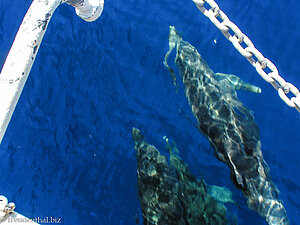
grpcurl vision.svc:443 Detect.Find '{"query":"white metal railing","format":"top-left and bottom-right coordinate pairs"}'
top-left (193, 0), bottom-right (300, 113)
top-left (0, 0), bottom-right (104, 144)
top-left (0, 0), bottom-right (103, 222)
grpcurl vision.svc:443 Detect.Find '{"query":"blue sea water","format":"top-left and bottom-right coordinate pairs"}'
top-left (0, 0), bottom-right (299, 224)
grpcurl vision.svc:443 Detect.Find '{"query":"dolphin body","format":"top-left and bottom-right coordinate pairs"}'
top-left (132, 127), bottom-right (234, 225)
top-left (164, 26), bottom-right (289, 225)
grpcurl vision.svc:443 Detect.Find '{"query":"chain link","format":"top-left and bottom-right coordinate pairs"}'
top-left (193, 0), bottom-right (300, 113)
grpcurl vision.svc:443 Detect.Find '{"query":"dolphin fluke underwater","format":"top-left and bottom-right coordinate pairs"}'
top-left (164, 26), bottom-right (289, 225)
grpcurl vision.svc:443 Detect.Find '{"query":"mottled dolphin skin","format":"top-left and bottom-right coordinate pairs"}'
top-left (132, 127), bottom-right (186, 225)
top-left (164, 26), bottom-right (289, 225)
top-left (132, 127), bottom-right (233, 225)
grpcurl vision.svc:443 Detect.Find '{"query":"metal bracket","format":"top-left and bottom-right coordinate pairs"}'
top-left (74, 0), bottom-right (104, 22)
top-left (0, 196), bottom-right (15, 220)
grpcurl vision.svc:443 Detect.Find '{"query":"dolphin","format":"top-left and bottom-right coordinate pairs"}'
top-left (132, 127), bottom-right (185, 225)
top-left (132, 127), bottom-right (233, 225)
top-left (164, 26), bottom-right (289, 225)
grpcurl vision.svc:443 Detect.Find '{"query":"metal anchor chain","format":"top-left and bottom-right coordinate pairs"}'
top-left (193, 0), bottom-right (300, 113)
top-left (0, 196), bottom-right (15, 220)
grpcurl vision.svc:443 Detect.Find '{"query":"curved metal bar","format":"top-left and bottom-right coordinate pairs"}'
top-left (0, 0), bottom-right (103, 144)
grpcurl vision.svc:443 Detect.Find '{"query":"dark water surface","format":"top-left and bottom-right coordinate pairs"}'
top-left (0, 0), bottom-right (299, 224)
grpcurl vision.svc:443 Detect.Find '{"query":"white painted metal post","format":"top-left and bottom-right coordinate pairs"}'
top-left (0, 0), bottom-right (104, 144)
